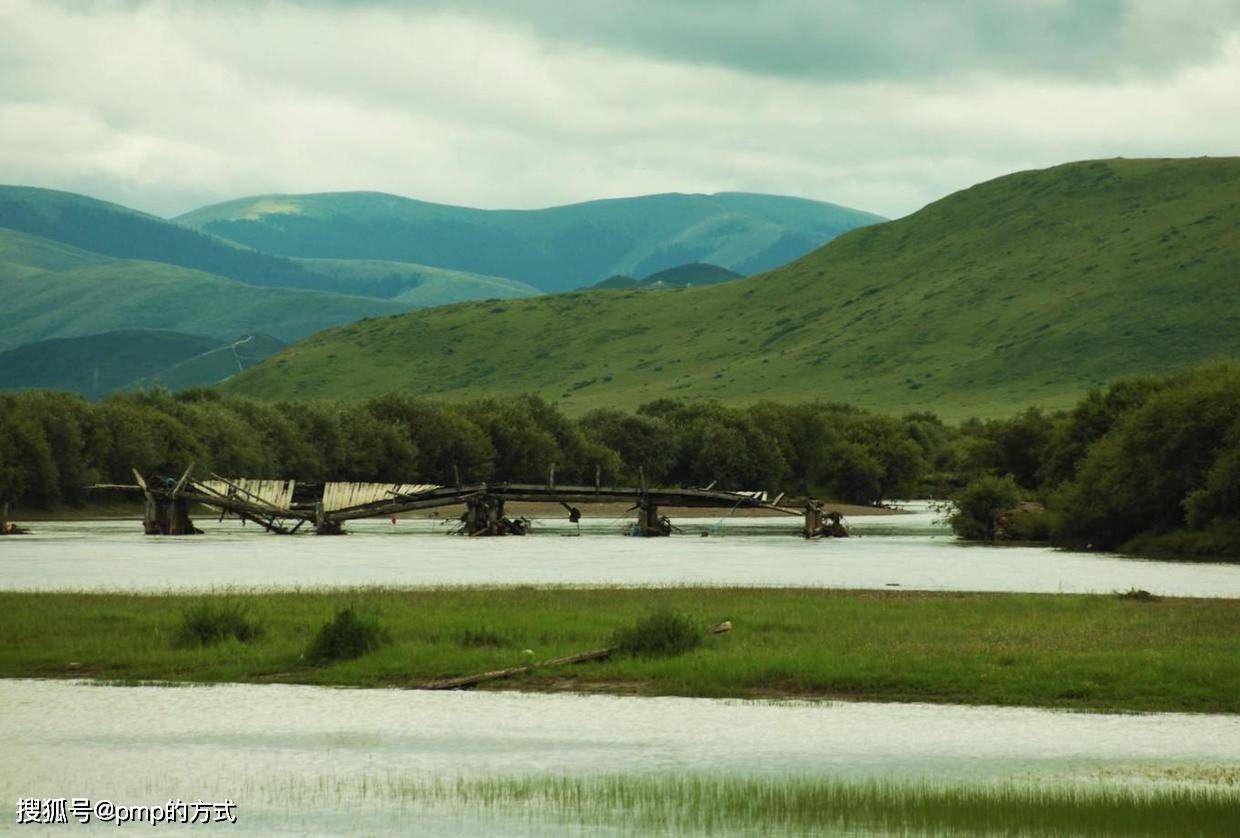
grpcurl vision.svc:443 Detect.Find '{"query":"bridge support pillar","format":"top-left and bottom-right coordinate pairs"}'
top-left (635, 502), bottom-right (672, 537)
top-left (462, 495), bottom-right (527, 536)
top-left (143, 495), bottom-right (200, 536)
top-left (314, 501), bottom-right (344, 535)
top-left (803, 501), bottom-right (848, 539)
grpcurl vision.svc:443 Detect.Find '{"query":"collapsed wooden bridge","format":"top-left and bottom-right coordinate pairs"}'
top-left (97, 465), bottom-right (848, 539)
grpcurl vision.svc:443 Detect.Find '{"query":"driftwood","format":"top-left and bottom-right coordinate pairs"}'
top-left (422, 620), bottom-right (733, 691)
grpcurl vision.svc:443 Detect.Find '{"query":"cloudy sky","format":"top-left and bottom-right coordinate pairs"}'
top-left (2, 0), bottom-right (1238, 219)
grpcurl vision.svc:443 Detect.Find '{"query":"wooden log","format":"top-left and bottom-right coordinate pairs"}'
top-left (422, 621), bottom-right (731, 690)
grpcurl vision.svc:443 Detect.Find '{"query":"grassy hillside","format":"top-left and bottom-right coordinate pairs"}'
top-left (0, 227), bottom-right (110, 272)
top-left (177, 191), bottom-right (883, 292)
top-left (0, 259), bottom-right (411, 350)
top-left (0, 186), bottom-right (329, 289)
top-left (589, 263), bottom-right (742, 290)
top-left (293, 258), bottom-right (541, 306)
top-left (0, 330), bottom-right (282, 397)
top-left (225, 158), bottom-right (1240, 418)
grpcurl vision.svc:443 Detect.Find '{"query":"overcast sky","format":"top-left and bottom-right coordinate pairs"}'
top-left (2, 0), bottom-right (1238, 218)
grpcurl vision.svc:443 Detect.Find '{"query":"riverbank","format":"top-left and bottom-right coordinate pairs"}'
top-left (2, 587), bottom-right (1236, 713)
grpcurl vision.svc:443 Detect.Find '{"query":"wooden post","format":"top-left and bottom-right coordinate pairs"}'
top-left (803, 500), bottom-right (823, 539)
top-left (548, 462), bottom-right (556, 489)
top-left (636, 501), bottom-right (671, 537)
top-left (595, 464), bottom-right (601, 492)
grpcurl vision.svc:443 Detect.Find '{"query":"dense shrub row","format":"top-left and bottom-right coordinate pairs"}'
top-left (947, 364), bottom-right (1240, 558)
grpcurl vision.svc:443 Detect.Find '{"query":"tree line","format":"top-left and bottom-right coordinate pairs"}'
top-left (2, 363), bottom-right (1237, 558)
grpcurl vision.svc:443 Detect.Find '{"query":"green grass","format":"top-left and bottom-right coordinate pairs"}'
top-left (2, 587), bottom-right (1237, 713)
top-left (318, 773), bottom-right (1240, 836)
top-left (226, 157), bottom-right (1240, 418)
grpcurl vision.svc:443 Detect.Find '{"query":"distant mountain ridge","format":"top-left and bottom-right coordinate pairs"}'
top-left (590, 262), bottom-right (742, 290)
top-left (223, 158), bottom-right (1240, 419)
top-left (176, 190), bottom-right (884, 292)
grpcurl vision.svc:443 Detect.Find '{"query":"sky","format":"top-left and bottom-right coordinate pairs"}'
top-left (1, 0), bottom-right (1238, 219)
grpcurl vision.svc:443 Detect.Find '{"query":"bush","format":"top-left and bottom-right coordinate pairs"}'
top-left (612, 610), bottom-right (702, 657)
top-left (174, 599), bottom-right (263, 647)
top-left (947, 475), bottom-right (1023, 541)
top-left (306, 606), bottom-right (391, 663)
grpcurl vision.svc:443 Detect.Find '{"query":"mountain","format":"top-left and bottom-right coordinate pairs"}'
top-left (0, 256), bottom-right (411, 350)
top-left (0, 186), bottom-right (539, 304)
top-left (223, 158), bottom-right (1240, 418)
top-left (176, 191), bottom-right (884, 292)
top-left (589, 262), bottom-right (742, 290)
top-left (0, 330), bottom-right (283, 397)
top-left (0, 185), bottom-right (325, 289)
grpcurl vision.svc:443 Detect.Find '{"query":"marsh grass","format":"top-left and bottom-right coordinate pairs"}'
top-left (248, 772), bottom-right (1240, 836)
top-left (612, 610), bottom-right (702, 657)
top-left (173, 599), bottom-right (263, 647)
top-left (1, 588), bottom-right (1237, 712)
top-left (305, 606), bottom-right (391, 663)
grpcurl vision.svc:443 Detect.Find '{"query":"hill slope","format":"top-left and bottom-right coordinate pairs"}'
top-left (0, 330), bottom-right (283, 397)
top-left (0, 186), bottom-right (328, 289)
top-left (0, 258), bottom-right (412, 350)
top-left (291, 258), bottom-right (541, 306)
top-left (177, 191), bottom-right (884, 292)
top-left (225, 158), bottom-right (1240, 418)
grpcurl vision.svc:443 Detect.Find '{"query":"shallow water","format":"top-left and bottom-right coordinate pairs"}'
top-left (1, 680), bottom-right (1236, 834)
top-left (1, 503), bottom-right (1237, 596)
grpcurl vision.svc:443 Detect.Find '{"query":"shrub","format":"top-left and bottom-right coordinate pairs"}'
top-left (612, 610), bottom-right (702, 657)
top-left (174, 599), bottom-right (263, 647)
top-left (306, 606), bottom-right (391, 663)
top-left (947, 475), bottom-right (1023, 541)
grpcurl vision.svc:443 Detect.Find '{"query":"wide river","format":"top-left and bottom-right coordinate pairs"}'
top-left (1, 503), bottom-right (1237, 595)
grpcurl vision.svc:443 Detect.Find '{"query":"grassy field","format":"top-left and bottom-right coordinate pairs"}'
top-left (3, 588), bottom-right (1237, 713)
top-left (226, 158), bottom-right (1240, 418)
top-left (301, 773), bottom-right (1240, 836)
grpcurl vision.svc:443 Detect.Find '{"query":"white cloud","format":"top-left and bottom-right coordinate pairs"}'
top-left (0, 0), bottom-right (1237, 218)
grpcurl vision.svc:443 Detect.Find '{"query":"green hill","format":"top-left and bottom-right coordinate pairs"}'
top-left (177, 191), bottom-right (884, 292)
top-left (291, 258), bottom-right (541, 305)
top-left (224, 158), bottom-right (1240, 418)
top-left (0, 330), bottom-right (283, 397)
top-left (0, 258), bottom-right (412, 350)
top-left (0, 186), bottom-right (327, 289)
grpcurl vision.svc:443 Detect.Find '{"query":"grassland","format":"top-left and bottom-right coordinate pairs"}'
top-left (3, 588), bottom-right (1237, 713)
top-left (226, 158), bottom-right (1240, 418)
top-left (301, 773), bottom-right (1240, 836)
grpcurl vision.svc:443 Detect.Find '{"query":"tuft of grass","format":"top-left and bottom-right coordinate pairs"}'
top-left (612, 610), bottom-right (702, 657)
top-left (174, 599), bottom-right (263, 647)
top-left (305, 606), bottom-right (391, 663)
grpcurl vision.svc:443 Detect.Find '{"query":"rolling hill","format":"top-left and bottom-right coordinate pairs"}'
top-left (0, 330), bottom-right (283, 397)
top-left (0, 186), bottom-right (325, 289)
top-left (224, 158), bottom-right (1240, 418)
top-left (291, 258), bottom-right (541, 306)
top-left (0, 258), bottom-right (412, 350)
top-left (177, 191), bottom-right (884, 292)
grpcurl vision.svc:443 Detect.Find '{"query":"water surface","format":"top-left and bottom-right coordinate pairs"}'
top-left (1, 504), bottom-right (1237, 596)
